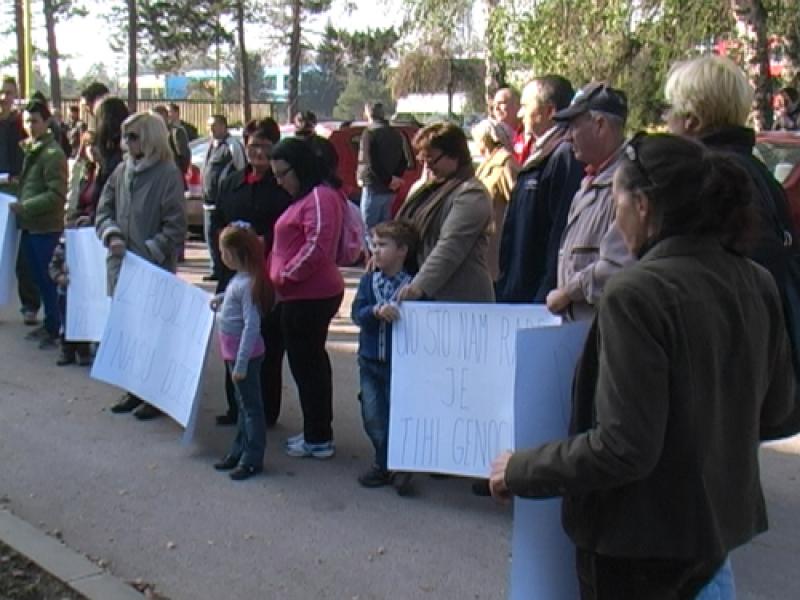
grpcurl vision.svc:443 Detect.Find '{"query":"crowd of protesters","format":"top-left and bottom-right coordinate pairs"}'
top-left (2, 52), bottom-right (800, 598)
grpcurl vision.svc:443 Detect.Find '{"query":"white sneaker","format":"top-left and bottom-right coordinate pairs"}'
top-left (285, 440), bottom-right (335, 459)
top-left (284, 432), bottom-right (304, 448)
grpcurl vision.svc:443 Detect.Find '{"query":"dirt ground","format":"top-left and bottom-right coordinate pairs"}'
top-left (0, 539), bottom-right (88, 600)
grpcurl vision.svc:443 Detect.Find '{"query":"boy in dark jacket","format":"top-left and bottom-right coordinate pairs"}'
top-left (351, 221), bottom-right (417, 491)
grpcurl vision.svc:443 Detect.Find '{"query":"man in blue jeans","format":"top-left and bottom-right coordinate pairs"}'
top-left (8, 99), bottom-right (67, 348)
top-left (356, 103), bottom-right (408, 246)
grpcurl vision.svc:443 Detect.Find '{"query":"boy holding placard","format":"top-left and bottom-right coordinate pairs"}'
top-left (351, 221), bottom-right (417, 492)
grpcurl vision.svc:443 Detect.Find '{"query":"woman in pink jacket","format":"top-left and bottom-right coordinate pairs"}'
top-left (270, 137), bottom-right (344, 459)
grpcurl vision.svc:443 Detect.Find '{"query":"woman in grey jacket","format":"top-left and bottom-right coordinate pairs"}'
top-left (96, 111), bottom-right (187, 419)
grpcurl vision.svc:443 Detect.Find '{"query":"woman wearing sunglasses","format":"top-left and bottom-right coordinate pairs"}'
top-left (95, 111), bottom-right (187, 419)
top-left (490, 133), bottom-right (795, 599)
top-left (395, 122), bottom-right (494, 304)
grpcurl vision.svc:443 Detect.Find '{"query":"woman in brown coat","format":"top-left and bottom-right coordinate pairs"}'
top-left (396, 122), bottom-right (494, 303)
top-left (472, 119), bottom-right (518, 280)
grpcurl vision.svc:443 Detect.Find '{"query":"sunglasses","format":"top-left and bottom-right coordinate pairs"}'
top-left (624, 132), bottom-right (655, 186)
top-left (273, 166), bottom-right (293, 180)
top-left (123, 132), bottom-right (139, 142)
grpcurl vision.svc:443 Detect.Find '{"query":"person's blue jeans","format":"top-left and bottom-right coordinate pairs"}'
top-left (203, 206), bottom-right (221, 277)
top-left (225, 356), bottom-right (266, 469)
top-left (696, 558), bottom-right (735, 600)
top-left (360, 187), bottom-right (394, 245)
top-left (358, 356), bottom-right (391, 470)
top-left (21, 231), bottom-right (61, 336)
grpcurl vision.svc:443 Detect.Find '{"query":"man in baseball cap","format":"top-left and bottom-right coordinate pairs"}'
top-left (545, 81), bottom-right (634, 321)
top-left (553, 81), bottom-right (628, 123)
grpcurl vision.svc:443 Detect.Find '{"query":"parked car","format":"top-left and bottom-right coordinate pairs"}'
top-left (755, 130), bottom-right (800, 232)
top-left (318, 120), bottom-right (422, 210)
top-left (184, 122), bottom-right (422, 237)
top-left (184, 130), bottom-right (243, 234)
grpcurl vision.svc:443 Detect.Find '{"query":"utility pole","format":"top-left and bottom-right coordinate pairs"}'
top-left (22, 0), bottom-right (33, 98)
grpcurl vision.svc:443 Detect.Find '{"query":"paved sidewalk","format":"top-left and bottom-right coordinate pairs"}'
top-left (0, 507), bottom-right (143, 599)
top-left (0, 243), bottom-right (797, 599)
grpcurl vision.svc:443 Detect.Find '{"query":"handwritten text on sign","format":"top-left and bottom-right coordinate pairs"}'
top-left (65, 228), bottom-right (111, 341)
top-left (0, 193), bottom-right (19, 306)
top-left (91, 253), bottom-right (213, 426)
top-left (388, 302), bottom-right (560, 478)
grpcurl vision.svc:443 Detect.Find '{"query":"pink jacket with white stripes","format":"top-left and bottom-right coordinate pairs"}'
top-left (268, 183), bottom-right (345, 301)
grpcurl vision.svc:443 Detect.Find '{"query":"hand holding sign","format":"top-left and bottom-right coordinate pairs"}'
top-left (489, 450), bottom-right (513, 504)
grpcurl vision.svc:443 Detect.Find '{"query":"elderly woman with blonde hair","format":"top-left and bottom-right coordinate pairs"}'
top-left (663, 53), bottom-right (800, 595)
top-left (95, 111), bottom-right (187, 419)
top-left (472, 118), bottom-right (519, 280)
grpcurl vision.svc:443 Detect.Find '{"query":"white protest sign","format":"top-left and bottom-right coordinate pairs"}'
top-left (388, 302), bottom-right (561, 478)
top-left (91, 252), bottom-right (214, 426)
top-left (510, 322), bottom-right (591, 600)
top-left (0, 193), bottom-right (20, 306)
top-left (65, 228), bottom-right (111, 341)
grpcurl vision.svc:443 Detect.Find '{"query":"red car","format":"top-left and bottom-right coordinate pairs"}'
top-left (314, 120), bottom-right (422, 212)
top-left (755, 131), bottom-right (800, 232)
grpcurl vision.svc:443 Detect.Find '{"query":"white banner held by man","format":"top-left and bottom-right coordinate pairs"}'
top-left (388, 302), bottom-right (561, 478)
top-left (91, 252), bottom-right (214, 426)
top-left (0, 192), bottom-right (20, 306)
top-left (65, 228), bottom-right (111, 341)
top-left (510, 322), bottom-right (591, 600)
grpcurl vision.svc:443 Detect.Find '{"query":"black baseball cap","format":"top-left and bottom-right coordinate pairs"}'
top-left (553, 82), bottom-right (628, 122)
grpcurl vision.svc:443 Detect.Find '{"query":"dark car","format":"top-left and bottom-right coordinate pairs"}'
top-left (755, 130), bottom-right (800, 232)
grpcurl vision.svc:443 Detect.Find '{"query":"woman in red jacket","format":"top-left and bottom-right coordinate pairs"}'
top-left (270, 137), bottom-right (344, 459)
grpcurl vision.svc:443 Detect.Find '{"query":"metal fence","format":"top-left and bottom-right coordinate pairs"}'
top-left (56, 98), bottom-right (279, 131)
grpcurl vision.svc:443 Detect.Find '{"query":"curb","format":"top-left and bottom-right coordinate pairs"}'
top-left (0, 508), bottom-right (143, 600)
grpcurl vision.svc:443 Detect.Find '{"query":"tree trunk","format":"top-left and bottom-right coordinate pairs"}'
top-left (236, 0), bottom-right (251, 122)
top-left (14, 0), bottom-right (26, 97)
top-left (287, 0), bottom-right (301, 121)
top-left (447, 58), bottom-right (454, 118)
top-left (731, 0), bottom-right (772, 130)
top-left (483, 0), bottom-right (505, 111)
top-left (127, 0), bottom-right (138, 112)
top-left (43, 0), bottom-right (62, 107)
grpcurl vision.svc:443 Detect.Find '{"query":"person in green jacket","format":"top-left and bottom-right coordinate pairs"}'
top-left (8, 99), bottom-right (67, 347)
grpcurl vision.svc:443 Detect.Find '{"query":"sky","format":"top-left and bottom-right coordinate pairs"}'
top-left (0, 0), bottom-right (408, 80)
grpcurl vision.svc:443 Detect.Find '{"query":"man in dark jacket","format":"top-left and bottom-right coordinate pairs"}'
top-left (293, 110), bottom-right (338, 181)
top-left (202, 114), bottom-right (245, 281)
top-left (9, 99), bottom-right (67, 347)
top-left (212, 118), bottom-right (291, 427)
top-left (357, 102), bottom-right (407, 236)
top-left (495, 75), bottom-right (584, 303)
top-left (168, 104), bottom-right (198, 141)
